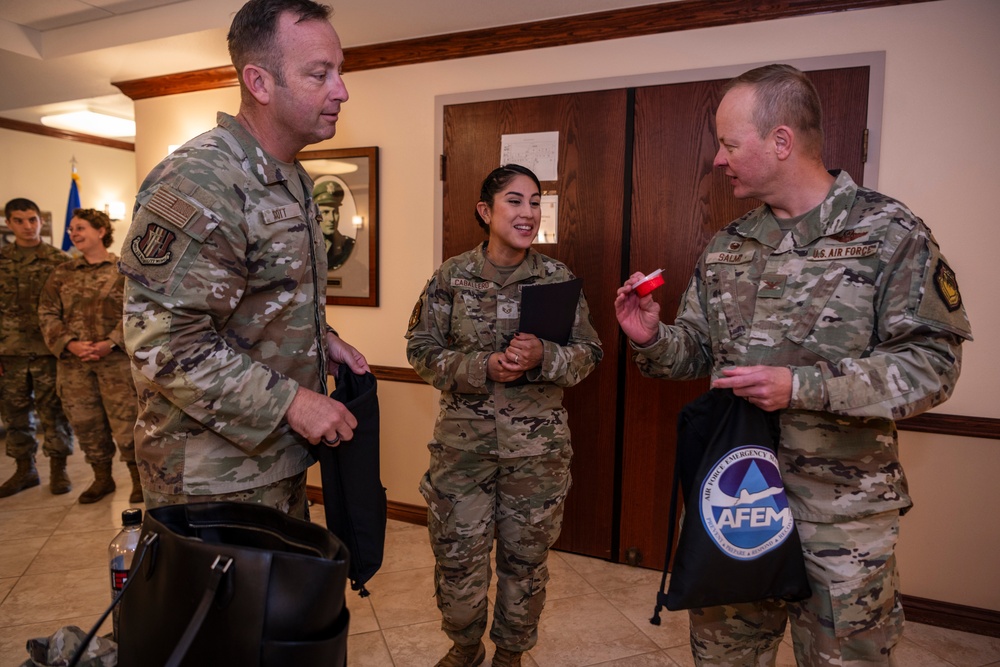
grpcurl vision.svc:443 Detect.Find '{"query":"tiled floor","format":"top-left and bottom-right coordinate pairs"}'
top-left (2, 453), bottom-right (999, 666)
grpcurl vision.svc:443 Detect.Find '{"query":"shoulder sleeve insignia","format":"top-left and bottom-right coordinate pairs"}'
top-left (146, 187), bottom-right (198, 229)
top-left (933, 259), bottom-right (962, 312)
top-left (407, 299), bottom-right (423, 332)
top-left (131, 223), bottom-right (177, 266)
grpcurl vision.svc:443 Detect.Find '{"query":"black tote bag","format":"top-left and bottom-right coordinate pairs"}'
top-left (117, 502), bottom-right (350, 667)
top-left (652, 389), bottom-right (811, 618)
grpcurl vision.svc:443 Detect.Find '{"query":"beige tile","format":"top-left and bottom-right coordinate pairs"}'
top-left (0, 614), bottom-right (110, 667)
top-left (367, 565), bottom-right (440, 629)
top-left (585, 651), bottom-right (682, 666)
top-left (0, 577), bottom-right (15, 601)
top-left (0, 566), bottom-right (108, 626)
top-left (893, 635), bottom-right (963, 666)
top-left (602, 584), bottom-right (689, 651)
top-left (0, 506), bottom-right (68, 541)
top-left (379, 522), bottom-right (436, 574)
top-left (53, 498), bottom-right (137, 534)
top-left (544, 550), bottom-right (597, 602)
top-left (904, 621), bottom-right (1000, 666)
top-left (557, 551), bottom-right (663, 593)
top-left (348, 629), bottom-right (395, 667)
top-left (347, 592), bottom-right (380, 635)
top-left (24, 529), bottom-right (119, 576)
top-left (530, 592), bottom-right (659, 667)
top-left (382, 618), bottom-right (455, 667)
top-left (0, 537), bottom-right (47, 578)
top-left (663, 645), bottom-right (695, 667)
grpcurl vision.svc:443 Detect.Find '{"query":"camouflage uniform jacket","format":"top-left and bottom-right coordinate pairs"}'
top-left (119, 112), bottom-right (328, 495)
top-left (405, 244), bottom-right (602, 457)
top-left (634, 171), bottom-right (972, 522)
top-left (37, 254), bottom-right (126, 356)
top-left (0, 243), bottom-right (70, 356)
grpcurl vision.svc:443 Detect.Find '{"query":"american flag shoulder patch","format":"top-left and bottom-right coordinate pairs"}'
top-left (146, 187), bottom-right (198, 229)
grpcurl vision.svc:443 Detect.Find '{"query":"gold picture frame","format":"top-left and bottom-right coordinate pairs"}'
top-left (298, 146), bottom-right (379, 307)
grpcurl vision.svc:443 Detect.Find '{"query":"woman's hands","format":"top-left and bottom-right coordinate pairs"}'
top-left (487, 332), bottom-right (543, 383)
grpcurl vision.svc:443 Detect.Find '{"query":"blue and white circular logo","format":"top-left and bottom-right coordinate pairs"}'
top-left (700, 446), bottom-right (794, 561)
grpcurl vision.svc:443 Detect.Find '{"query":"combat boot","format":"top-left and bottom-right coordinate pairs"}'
top-left (492, 647), bottom-right (523, 667)
top-left (79, 462), bottom-right (116, 504)
top-left (0, 457), bottom-right (40, 497)
top-left (434, 641), bottom-right (485, 667)
top-left (126, 462), bottom-right (143, 504)
top-left (49, 456), bottom-right (72, 495)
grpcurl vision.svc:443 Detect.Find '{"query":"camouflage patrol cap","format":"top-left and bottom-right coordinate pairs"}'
top-left (314, 180), bottom-right (345, 207)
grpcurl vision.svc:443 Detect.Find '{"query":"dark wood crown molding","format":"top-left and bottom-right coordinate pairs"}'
top-left (114, 0), bottom-right (940, 101)
top-left (0, 117), bottom-right (135, 151)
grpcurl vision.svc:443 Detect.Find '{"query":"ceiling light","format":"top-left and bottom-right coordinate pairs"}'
top-left (40, 110), bottom-right (136, 138)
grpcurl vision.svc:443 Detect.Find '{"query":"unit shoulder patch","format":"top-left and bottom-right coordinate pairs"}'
top-left (933, 259), bottom-right (962, 312)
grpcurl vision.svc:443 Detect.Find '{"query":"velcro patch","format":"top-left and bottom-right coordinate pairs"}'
top-left (407, 299), bottom-right (422, 332)
top-left (146, 188), bottom-right (198, 229)
top-left (262, 204), bottom-right (303, 225)
top-left (451, 278), bottom-right (491, 290)
top-left (807, 242), bottom-right (879, 261)
top-left (706, 250), bottom-right (754, 265)
top-left (933, 259), bottom-right (962, 312)
top-left (131, 223), bottom-right (177, 266)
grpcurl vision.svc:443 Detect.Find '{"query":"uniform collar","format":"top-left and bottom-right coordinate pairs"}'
top-left (467, 242), bottom-right (546, 285)
top-left (217, 112), bottom-right (307, 189)
top-left (735, 170), bottom-right (859, 250)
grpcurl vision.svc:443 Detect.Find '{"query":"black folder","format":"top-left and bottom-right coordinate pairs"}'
top-left (518, 277), bottom-right (582, 344)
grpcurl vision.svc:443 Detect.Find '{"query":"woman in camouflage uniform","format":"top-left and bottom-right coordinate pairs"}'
top-left (38, 209), bottom-right (141, 504)
top-left (406, 165), bottom-right (603, 667)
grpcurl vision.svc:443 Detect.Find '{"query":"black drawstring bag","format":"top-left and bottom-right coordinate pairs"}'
top-left (314, 364), bottom-right (387, 596)
top-left (651, 389), bottom-right (811, 622)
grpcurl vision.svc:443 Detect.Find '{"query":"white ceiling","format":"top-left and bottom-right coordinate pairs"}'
top-left (0, 0), bottom-right (664, 139)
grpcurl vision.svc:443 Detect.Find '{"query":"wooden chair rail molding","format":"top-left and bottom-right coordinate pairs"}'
top-left (114, 0), bottom-right (938, 100)
top-left (368, 365), bottom-right (999, 441)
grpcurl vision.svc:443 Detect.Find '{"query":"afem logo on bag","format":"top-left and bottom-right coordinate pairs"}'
top-left (700, 446), bottom-right (794, 561)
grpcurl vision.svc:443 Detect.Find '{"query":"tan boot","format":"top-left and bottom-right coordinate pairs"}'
top-left (0, 457), bottom-right (40, 498)
top-left (492, 647), bottom-right (523, 667)
top-left (79, 462), bottom-right (116, 504)
top-left (435, 641), bottom-right (485, 667)
top-left (127, 462), bottom-right (143, 504)
top-left (49, 456), bottom-right (72, 495)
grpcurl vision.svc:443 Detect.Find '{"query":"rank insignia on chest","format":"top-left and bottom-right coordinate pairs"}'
top-left (497, 300), bottom-right (518, 319)
top-left (933, 259), bottom-right (962, 312)
top-left (757, 273), bottom-right (786, 298)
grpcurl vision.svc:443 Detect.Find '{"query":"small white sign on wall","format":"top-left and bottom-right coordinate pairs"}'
top-left (500, 131), bottom-right (558, 181)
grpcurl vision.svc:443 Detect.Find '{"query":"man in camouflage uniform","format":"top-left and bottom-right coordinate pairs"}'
top-left (118, 0), bottom-right (368, 518)
top-left (406, 164), bottom-right (603, 667)
top-left (0, 198), bottom-right (74, 498)
top-left (615, 64), bottom-right (972, 666)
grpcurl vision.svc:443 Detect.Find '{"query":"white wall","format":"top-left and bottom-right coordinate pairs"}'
top-left (0, 128), bottom-right (137, 255)
top-left (133, 0), bottom-right (1000, 610)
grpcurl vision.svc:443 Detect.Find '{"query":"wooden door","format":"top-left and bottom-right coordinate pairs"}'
top-left (442, 90), bottom-right (629, 559)
top-left (619, 67), bottom-right (870, 570)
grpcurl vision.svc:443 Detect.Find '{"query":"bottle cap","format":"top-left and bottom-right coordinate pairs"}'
top-left (633, 268), bottom-right (665, 296)
top-left (121, 508), bottom-right (143, 526)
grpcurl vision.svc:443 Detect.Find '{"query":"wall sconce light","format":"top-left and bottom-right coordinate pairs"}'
top-left (352, 215), bottom-right (364, 228)
top-left (104, 201), bottom-right (127, 220)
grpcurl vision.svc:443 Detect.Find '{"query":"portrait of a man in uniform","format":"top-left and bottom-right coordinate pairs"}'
top-left (314, 177), bottom-right (356, 271)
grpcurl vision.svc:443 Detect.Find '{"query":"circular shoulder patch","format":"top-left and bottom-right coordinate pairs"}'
top-left (700, 446), bottom-right (794, 561)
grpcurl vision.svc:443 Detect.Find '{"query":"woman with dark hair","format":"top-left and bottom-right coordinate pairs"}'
top-left (406, 164), bottom-right (602, 667)
top-left (38, 208), bottom-right (141, 504)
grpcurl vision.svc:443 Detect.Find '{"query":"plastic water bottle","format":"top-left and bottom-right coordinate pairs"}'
top-left (109, 507), bottom-right (142, 642)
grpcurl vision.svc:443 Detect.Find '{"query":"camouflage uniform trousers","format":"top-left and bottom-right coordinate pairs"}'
top-left (56, 354), bottom-right (137, 466)
top-left (420, 441), bottom-right (572, 652)
top-left (689, 511), bottom-right (903, 667)
top-left (143, 470), bottom-right (309, 521)
top-left (0, 355), bottom-right (73, 460)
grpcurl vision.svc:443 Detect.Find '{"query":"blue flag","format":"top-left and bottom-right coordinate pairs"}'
top-left (62, 172), bottom-right (80, 251)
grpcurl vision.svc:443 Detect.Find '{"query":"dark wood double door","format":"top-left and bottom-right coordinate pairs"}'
top-left (442, 67), bottom-right (868, 568)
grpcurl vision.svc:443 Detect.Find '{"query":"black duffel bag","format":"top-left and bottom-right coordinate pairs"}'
top-left (116, 501), bottom-right (350, 667)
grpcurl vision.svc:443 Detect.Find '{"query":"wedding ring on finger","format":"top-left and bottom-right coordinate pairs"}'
top-left (515, 354), bottom-right (520, 364)
top-left (321, 435), bottom-right (340, 446)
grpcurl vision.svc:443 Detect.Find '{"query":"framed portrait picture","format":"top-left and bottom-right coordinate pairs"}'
top-left (298, 146), bottom-right (379, 307)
